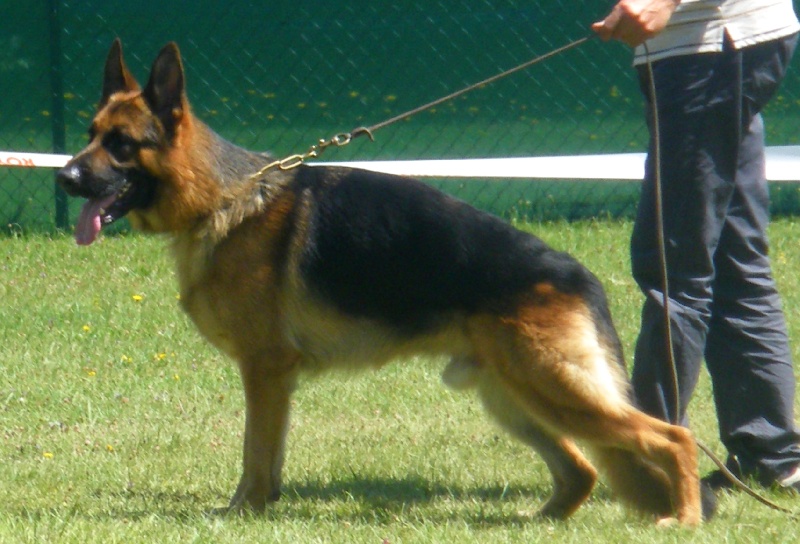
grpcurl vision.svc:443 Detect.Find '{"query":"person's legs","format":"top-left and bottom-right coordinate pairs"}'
top-left (704, 36), bottom-right (800, 484)
top-left (632, 34), bottom-right (800, 487)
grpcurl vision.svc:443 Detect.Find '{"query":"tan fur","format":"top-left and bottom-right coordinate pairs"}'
top-left (59, 40), bottom-right (704, 526)
top-left (462, 303), bottom-right (701, 524)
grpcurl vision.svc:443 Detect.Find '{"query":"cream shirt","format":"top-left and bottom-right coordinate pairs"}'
top-left (633, 0), bottom-right (800, 64)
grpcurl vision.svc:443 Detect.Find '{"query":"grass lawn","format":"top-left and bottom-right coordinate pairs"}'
top-left (1, 219), bottom-right (799, 543)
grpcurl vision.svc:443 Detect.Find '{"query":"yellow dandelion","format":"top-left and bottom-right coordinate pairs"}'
top-left (106, 444), bottom-right (114, 452)
top-left (131, 294), bottom-right (143, 302)
top-left (43, 452), bottom-right (54, 459)
top-left (173, 374), bottom-right (180, 381)
top-left (87, 370), bottom-right (96, 377)
top-left (82, 324), bottom-right (91, 332)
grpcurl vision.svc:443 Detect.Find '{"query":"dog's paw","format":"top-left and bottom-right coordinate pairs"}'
top-left (655, 515), bottom-right (701, 529)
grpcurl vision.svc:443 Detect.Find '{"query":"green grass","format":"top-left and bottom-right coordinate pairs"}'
top-left (1, 220), bottom-right (799, 543)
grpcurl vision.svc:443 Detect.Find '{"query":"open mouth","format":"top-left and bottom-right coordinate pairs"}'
top-left (75, 182), bottom-right (136, 245)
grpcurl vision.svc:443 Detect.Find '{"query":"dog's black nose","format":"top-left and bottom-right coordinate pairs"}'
top-left (56, 163), bottom-right (83, 196)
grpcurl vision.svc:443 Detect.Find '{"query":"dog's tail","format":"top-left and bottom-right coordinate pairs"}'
top-left (591, 446), bottom-right (717, 521)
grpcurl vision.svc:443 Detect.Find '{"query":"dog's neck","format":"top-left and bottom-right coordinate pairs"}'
top-left (181, 118), bottom-right (290, 244)
top-left (185, 120), bottom-right (273, 188)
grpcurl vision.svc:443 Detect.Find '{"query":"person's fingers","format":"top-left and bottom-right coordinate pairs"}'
top-left (592, 10), bottom-right (648, 47)
top-left (591, 6), bottom-right (624, 42)
top-left (591, 20), bottom-right (613, 41)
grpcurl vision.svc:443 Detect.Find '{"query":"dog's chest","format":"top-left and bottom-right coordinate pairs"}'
top-left (171, 235), bottom-right (240, 358)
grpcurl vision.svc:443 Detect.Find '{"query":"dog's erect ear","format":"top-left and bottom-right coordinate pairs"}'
top-left (143, 42), bottom-right (186, 138)
top-left (101, 39), bottom-right (140, 109)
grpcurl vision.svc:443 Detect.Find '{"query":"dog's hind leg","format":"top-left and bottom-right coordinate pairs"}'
top-left (475, 370), bottom-right (598, 519)
top-left (227, 353), bottom-right (299, 513)
top-left (468, 312), bottom-right (702, 525)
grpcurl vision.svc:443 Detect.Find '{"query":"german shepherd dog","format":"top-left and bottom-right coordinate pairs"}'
top-left (57, 40), bottom-right (710, 525)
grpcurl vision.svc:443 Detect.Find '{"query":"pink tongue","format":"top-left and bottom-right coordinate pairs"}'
top-left (76, 195), bottom-right (117, 246)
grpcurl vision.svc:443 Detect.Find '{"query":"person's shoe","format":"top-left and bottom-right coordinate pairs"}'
top-left (701, 457), bottom-right (743, 491)
top-left (777, 465), bottom-right (800, 493)
top-left (702, 457), bottom-right (800, 494)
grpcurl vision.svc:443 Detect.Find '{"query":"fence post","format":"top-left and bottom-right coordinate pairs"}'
top-left (47, 0), bottom-right (69, 231)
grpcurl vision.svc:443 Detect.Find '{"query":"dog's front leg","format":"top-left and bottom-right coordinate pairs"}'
top-left (227, 354), bottom-right (298, 513)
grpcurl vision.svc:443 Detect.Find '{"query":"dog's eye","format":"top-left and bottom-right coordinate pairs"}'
top-left (103, 130), bottom-right (138, 162)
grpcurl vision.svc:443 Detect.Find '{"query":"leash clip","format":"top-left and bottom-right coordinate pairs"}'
top-left (317, 132), bottom-right (352, 151)
top-left (251, 128), bottom-right (369, 178)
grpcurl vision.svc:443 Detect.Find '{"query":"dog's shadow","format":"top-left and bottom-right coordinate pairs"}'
top-left (288, 473), bottom-right (538, 503)
top-left (243, 475), bottom-right (550, 525)
top-left (13, 474), bottom-right (619, 527)
top-left (18, 474), bottom-right (604, 526)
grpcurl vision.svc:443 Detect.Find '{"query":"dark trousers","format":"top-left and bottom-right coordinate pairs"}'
top-left (631, 33), bottom-right (800, 481)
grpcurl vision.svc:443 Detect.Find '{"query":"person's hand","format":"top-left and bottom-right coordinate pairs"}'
top-left (592, 0), bottom-right (680, 47)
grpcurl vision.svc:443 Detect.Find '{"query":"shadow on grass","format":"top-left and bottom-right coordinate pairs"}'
top-left (272, 474), bottom-right (559, 525)
top-left (284, 473), bottom-right (542, 503)
top-left (12, 474), bottom-right (606, 527)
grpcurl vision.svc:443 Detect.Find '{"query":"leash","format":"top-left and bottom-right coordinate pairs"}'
top-left (248, 35), bottom-right (592, 179)
top-left (642, 43), bottom-right (798, 518)
top-left (641, 45), bottom-right (680, 427)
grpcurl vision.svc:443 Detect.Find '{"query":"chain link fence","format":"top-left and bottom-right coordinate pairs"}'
top-left (3, 1), bottom-right (800, 232)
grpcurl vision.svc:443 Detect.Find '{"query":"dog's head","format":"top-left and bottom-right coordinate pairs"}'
top-left (57, 39), bottom-right (189, 244)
